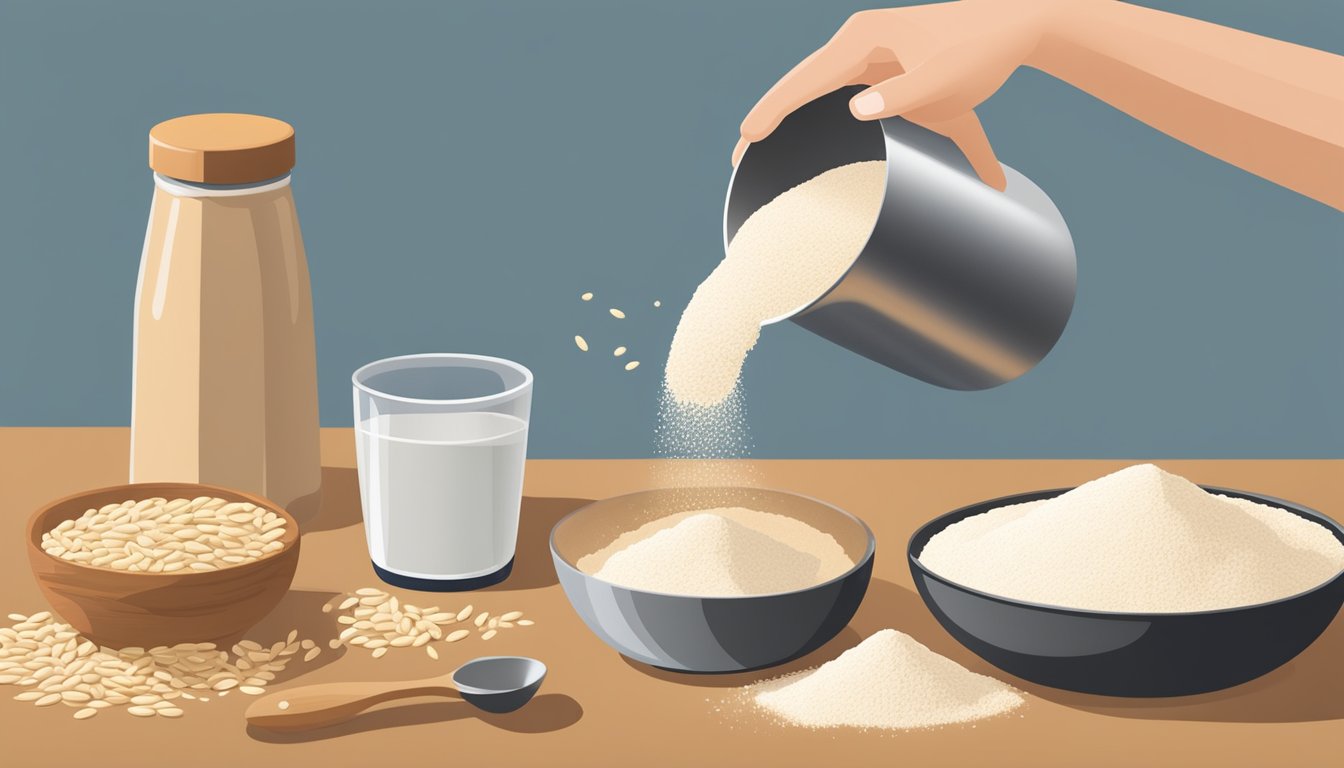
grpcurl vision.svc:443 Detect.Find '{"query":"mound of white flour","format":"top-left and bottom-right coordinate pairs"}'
top-left (582, 507), bottom-right (853, 597)
top-left (919, 464), bottom-right (1344, 612)
top-left (752, 629), bottom-right (1023, 730)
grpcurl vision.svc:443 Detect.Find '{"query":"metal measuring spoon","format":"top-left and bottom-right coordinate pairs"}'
top-left (245, 656), bottom-right (547, 732)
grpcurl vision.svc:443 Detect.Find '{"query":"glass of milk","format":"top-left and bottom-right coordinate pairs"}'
top-left (353, 354), bottom-right (533, 590)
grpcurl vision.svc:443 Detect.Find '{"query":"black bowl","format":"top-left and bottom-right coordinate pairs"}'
top-left (907, 486), bottom-right (1344, 697)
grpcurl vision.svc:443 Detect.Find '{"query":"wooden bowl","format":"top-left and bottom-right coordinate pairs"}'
top-left (26, 482), bottom-right (301, 648)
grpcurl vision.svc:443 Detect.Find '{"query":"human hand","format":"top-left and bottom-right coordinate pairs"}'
top-left (734, 0), bottom-right (1067, 191)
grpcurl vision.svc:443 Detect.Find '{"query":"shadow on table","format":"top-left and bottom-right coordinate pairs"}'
top-left (624, 576), bottom-right (1344, 723)
top-left (294, 481), bottom-right (588, 594)
top-left (300, 467), bottom-right (364, 534)
top-left (869, 577), bottom-right (1344, 724)
top-left (481, 496), bottom-right (593, 592)
top-left (1021, 623), bottom-right (1344, 723)
top-left (219, 589), bottom-right (346, 683)
top-left (616, 576), bottom-right (931, 689)
top-left (619, 627), bottom-right (863, 689)
top-left (245, 693), bottom-right (583, 742)
top-left (297, 473), bottom-right (587, 593)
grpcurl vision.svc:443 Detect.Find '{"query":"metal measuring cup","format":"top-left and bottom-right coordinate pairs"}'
top-left (726, 87), bottom-right (1077, 390)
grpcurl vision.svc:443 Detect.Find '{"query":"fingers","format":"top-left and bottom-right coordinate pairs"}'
top-left (731, 137), bottom-right (748, 168)
top-left (740, 31), bottom-right (866, 143)
top-left (847, 63), bottom-right (950, 122)
top-left (912, 111), bottom-right (1007, 191)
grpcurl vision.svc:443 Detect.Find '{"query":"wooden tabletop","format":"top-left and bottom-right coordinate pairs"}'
top-left (2, 428), bottom-right (1340, 767)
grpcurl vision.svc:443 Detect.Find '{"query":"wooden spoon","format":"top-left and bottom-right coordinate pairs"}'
top-left (245, 656), bottom-right (546, 732)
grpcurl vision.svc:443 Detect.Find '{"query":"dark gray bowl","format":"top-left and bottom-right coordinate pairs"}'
top-left (551, 487), bottom-right (875, 673)
top-left (909, 485), bottom-right (1344, 697)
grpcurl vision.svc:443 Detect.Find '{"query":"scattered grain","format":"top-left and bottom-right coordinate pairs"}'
top-left (324, 589), bottom-right (533, 656)
top-left (0, 611), bottom-right (318, 720)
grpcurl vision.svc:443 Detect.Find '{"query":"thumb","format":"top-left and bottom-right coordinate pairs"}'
top-left (848, 65), bottom-right (950, 121)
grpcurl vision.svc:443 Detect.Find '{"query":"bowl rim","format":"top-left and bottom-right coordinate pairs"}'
top-left (550, 485), bottom-right (876, 600)
top-left (28, 481), bottom-right (301, 579)
top-left (907, 484), bottom-right (1344, 619)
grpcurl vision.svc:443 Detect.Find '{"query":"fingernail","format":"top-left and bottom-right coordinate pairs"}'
top-left (852, 91), bottom-right (885, 117)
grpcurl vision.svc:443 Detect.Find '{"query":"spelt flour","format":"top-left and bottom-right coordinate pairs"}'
top-left (919, 464), bottom-right (1344, 612)
top-left (751, 629), bottom-right (1023, 730)
top-left (581, 507), bottom-right (853, 597)
top-left (664, 161), bottom-right (885, 408)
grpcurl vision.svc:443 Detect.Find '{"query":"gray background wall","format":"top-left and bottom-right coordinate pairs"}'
top-left (1, 0), bottom-right (1340, 458)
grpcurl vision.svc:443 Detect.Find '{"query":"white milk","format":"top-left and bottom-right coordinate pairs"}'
top-left (356, 411), bottom-right (528, 579)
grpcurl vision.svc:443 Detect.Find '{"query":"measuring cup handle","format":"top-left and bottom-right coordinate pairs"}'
top-left (245, 679), bottom-right (460, 732)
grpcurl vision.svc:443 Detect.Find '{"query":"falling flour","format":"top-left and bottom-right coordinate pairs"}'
top-left (751, 629), bottom-right (1023, 730)
top-left (664, 161), bottom-right (886, 409)
top-left (580, 508), bottom-right (853, 597)
top-left (919, 464), bottom-right (1344, 612)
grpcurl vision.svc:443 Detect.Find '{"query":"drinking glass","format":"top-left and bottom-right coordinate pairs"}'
top-left (353, 354), bottom-right (533, 590)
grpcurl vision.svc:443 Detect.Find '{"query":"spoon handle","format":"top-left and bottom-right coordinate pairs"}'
top-left (246, 679), bottom-right (460, 732)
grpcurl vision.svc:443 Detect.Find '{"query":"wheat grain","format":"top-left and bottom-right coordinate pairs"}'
top-left (40, 497), bottom-right (286, 573)
top-left (323, 590), bottom-right (534, 656)
top-left (0, 611), bottom-right (318, 720)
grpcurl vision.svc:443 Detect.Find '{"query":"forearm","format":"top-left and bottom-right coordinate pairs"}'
top-left (1027, 0), bottom-right (1344, 209)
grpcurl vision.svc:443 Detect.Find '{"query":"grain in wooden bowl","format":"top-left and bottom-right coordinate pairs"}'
top-left (26, 482), bottom-right (300, 648)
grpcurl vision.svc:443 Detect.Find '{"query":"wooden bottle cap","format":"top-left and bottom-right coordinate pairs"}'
top-left (149, 113), bottom-right (295, 184)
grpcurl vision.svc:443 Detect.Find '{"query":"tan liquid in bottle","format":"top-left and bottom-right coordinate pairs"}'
top-left (131, 114), bottom-right (321, 520)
